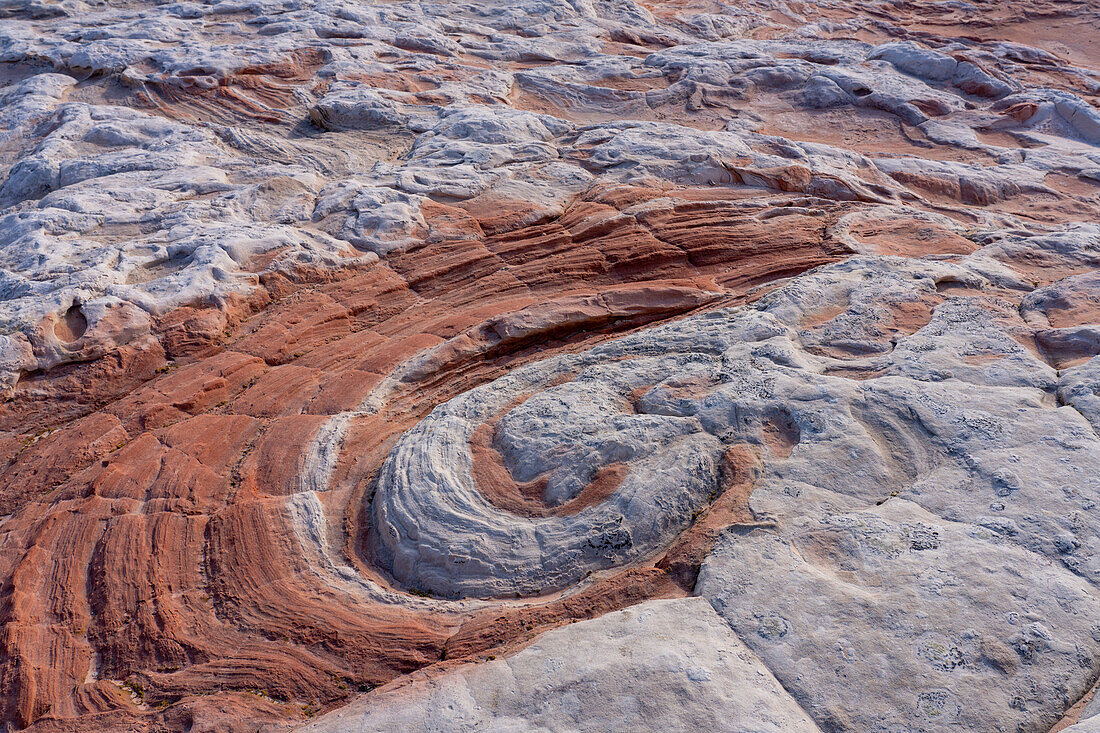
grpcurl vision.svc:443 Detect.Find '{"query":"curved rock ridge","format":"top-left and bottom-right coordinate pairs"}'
top-left (323, 220), bottom-right (1100, 729)
top-left (372, 347), bottom-right (725, 597)
top-left (371, 235), bottom-right (1100, 597)
top-left (0, 0), bottom-right (1098, 731)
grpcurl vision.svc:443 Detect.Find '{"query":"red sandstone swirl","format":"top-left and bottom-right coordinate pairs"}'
top-left (1, 0), bottom-right (1099, 729)
top-left (5, 184), bottom-right (1092, 730)
top-left (0, 187), bottom-right (844, 730)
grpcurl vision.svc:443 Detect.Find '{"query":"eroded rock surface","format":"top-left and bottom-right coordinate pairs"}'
top-left (300, 597), bottom-right (821, 732)
top-left (0, 0), bottom-right (1098, 730)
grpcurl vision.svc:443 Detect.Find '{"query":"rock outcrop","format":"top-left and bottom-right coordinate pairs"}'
top-left (0, 0), bottom-right (1098, 731)
top-left (301, 597), bottom-right (822, 732)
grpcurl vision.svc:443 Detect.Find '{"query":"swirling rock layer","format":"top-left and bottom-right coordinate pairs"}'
top-left (0, 0), bottom-right (1098, 731)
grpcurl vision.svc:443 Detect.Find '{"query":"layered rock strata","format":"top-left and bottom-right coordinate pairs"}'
top-left (0, 0), bottom-right (1098, 731)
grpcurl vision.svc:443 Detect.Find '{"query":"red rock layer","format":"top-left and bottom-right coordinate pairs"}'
top-left (0, 184), bottom-right (853, 731)
top-left (1, 0), bottom-right (1097, 728)
top-left (3, 141), bottom-right (1093, 730)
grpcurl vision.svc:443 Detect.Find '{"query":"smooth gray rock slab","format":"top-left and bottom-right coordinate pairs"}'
top-left (697, 496), bottom-right (1100, 733)
top-left (298, 597), bottom-right (822, 733)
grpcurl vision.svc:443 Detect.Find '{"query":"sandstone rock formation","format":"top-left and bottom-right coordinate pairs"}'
top-left (0, 0), bottom-right (1098, 731)
top-left (300, 597), bottom-right (821, 732)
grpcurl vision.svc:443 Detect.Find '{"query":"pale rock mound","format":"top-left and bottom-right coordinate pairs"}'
top-left (299, 597), bottom-right (821, 733)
